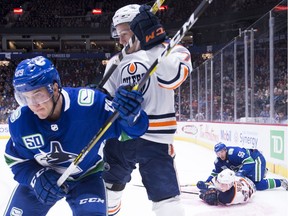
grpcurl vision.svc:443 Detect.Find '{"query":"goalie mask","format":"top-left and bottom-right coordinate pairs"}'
top-left (215, 169), bottom-right (235, 192)
top-left (13, 56), bottom-right (61, 106)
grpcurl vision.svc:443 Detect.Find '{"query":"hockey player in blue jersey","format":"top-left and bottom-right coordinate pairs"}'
top-left (197, 142), bottom-right (288, 191)
top-left (3, 56), bottom-right (149, 216)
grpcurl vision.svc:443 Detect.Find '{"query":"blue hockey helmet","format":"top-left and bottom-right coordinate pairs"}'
top-left (13, 56), bottom-right (61, 106)
top-left (13, 56), bottom-right (61, 93)
top-left (214, 142), bottom-right (227, 153)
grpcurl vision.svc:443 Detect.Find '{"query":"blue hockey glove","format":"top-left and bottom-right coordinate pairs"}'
top-left (113, 84), bottom-right (144, 126)
top-left (130, 4), bottom-right (166, 50)
top-left (205, 175), bottom-right (213, 183)
top-left (199, 188), bottom-right (219, 206)
top-left (30, 168), bottom-right (66, 205)
top-left (197, 181), bottom-right (208, 190)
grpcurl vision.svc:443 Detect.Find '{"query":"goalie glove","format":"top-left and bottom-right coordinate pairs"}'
top-left (199, 188), bottom-right (219, 206)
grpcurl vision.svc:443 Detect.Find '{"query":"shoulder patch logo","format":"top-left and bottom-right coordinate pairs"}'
top-left (228, 148), bottom-right (234, 155)
top-left (10, 106), bottom-right (22, 123)
top-left (78, 89), bottom-right (94, 106)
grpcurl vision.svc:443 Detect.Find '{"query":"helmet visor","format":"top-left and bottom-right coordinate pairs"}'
top-left (111, 23), bottom-right (119, 39)
top-left (15, 87), bottom-right (53, 106)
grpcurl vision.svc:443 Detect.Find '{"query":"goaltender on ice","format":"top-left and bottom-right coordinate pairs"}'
top-left (3, 56), bottom-right (149, 216)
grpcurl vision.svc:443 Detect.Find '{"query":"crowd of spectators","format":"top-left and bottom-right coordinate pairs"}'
top-left (1, 52), bottom-right (286, 124)
top-left (0, 0), bottom-right (286, 124)
top-left (1, 0), bottom-right (279, 30)
top-left (175, 38), bottom-right (288, 124)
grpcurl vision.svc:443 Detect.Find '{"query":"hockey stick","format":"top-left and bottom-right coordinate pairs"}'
top-left (181, 183), bottom-right (197, 187)
top-left (181, 182), bottom-right (211, 187)
top-left (97, 0), bottom-right (166, 88)
top-left (133, 183), bottom-right (198, 187)
top-left (133, 184), bottom-right (199, 195)
top-left (132, 0), bottom-right (213, 91)
top-left (57, 0), bottom-right (213, 188)
top-left (182, 191), bottom-right (199, 195)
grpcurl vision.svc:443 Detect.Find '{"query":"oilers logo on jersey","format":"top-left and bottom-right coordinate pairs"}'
top-left (121, 62), bottom-right (150, 94)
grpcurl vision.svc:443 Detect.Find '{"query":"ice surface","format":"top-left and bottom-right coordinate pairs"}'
top-left (1, 139), bottom-right (287, 215)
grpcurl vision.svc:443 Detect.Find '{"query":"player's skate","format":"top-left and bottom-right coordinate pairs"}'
top-left (280, 179), bottom-right (288, 191)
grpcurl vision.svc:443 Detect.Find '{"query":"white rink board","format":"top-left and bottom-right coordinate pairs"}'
top-left (1, 122), bottom-right (287, 175)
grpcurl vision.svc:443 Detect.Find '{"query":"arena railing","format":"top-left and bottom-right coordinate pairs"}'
top-left (176, 0), bottom-right (287, 125)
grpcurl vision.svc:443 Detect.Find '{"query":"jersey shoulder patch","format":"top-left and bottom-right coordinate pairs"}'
top-left (77, 89), bottom-right (95, 106)
top-left (9, 106), bottom-right (22, 123)
top-left (228, 148), bottom-right (234, 155)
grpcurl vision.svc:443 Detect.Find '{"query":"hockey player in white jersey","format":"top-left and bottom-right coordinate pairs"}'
top-left (198, 169), bottom-right (256, 205)
top-left (102, 4), bottom-right (192, 216)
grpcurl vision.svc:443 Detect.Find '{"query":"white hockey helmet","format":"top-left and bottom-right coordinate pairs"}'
top-left (215, 169), bottom-right (235, 192)
top-left (113, 4), bottom-right (141, 27)
top-left (111, 4), bottom-right (141, 38)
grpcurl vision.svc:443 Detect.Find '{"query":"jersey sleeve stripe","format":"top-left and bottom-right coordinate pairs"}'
top-left (149, 120), bottom-right (177, 127)
top-left (157, 64), bottom-right (189, 90)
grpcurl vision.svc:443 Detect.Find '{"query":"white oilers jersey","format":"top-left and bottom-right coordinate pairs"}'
top-left (104, 43), bottom-right (192, 143)
top-left (230, 176), bottom-right (256, 205)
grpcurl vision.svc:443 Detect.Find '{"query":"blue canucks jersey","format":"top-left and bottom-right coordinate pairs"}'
top-left (207, 146), bottom-right (256, 182)
top-left (4, 87), bottom-right (148, 186)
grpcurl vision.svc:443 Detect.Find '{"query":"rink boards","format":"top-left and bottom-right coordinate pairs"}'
top-left (1, 122), bottom-right (287, 177)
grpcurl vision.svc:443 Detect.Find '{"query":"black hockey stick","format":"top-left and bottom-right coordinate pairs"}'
top-left (97, 0), bottom-right (166, 88)
top-left (132, 0), bottom-right (213, 91)
top-left (133, 184), bottom-right (199, 195)
top-left (57, 0), bottom-right (213, 188)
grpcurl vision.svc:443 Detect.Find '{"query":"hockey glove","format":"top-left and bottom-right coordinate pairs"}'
top-left (199, 188), bottom-right (219, 206)
top-left (197, 181), bottom-right (208, 190)
top-left (30, 168), bottom-right (66, 205)
top-left (113, 84), bottom-right (144, 126)
top-left (130, 4), bottom-right (166, 50)
top-left (205, 175), bottom-right (214, 183)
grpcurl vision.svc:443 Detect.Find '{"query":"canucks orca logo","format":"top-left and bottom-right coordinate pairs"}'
top-left (34, 141), bottom-right (82, 174)
top-left (121, 62), bottom-right (150, 94)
